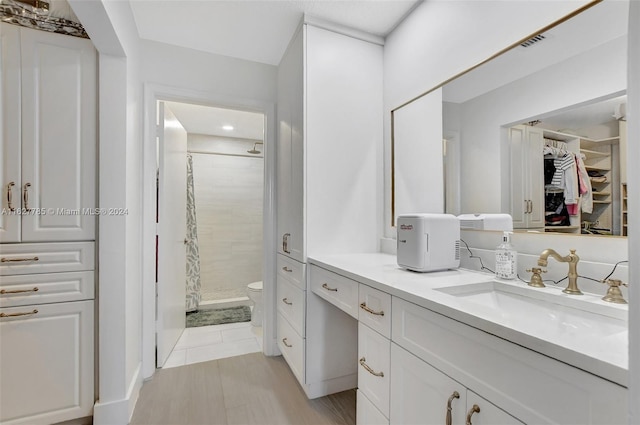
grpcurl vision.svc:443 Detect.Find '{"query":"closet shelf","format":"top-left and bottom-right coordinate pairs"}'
top-left (545, 225), bottom-right (580, 232)
top-left (585, 165), bottom-right (610, 171)
top-left (591, 192), bottom-right (611, 196)
top-left (580, 149), bottom-right (609, 158)
top-left (592, 200), bottom-right (611, 205)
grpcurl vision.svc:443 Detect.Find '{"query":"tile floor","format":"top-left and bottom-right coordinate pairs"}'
top-left (163, 321), bottom-right (263, 369)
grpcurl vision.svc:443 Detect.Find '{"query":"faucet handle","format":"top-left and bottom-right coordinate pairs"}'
top-left (601, 279), bottom-right (628, 304)
top-left (526, 267), bottom-right (546, 288)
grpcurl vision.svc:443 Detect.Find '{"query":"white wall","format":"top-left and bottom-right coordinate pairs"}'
top-left (455, 37), bottom-right (626, 213)
top-left (383, 0), bottom-right (592, 238)
top-left (139, 39), bottom-right (277, 104)
top-left (67, 1), bottom-right (144, 423)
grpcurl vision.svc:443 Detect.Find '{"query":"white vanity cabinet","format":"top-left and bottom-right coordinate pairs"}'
top-left (275, 20), bottom-right (382, 398)
top-left (509, 125), bottom-right (545, 230)
top-left (308, 257), bottom-right (628, 425)
top-left (392, 297), bottom-right (627, 425)
top-left (0, 23), bottom-right (96, 243)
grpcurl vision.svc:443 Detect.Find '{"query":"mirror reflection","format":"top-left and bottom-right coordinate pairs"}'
top-left (393, 0), bottom-right (629, 238)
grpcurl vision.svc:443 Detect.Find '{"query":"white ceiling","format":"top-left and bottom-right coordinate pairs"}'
top-left (165, 101), bottom-right (265, 140)
top-left (141, 1), bottom-right (419, 139)
top-left (129, 0), bottom-right (420, 66)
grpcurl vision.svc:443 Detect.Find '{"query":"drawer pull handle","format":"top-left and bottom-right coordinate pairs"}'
top-left (359, 302), bottom-right (384, 316)
top-left (359, 357), bottom-right (384, 377)
top-left (446, 391), bottom-right (460, 425)
top-left (282, 337), bottom-right (292, 348)
top-left (23, 183), bottom-right (31, 211)
top-left (282, 297), bottom-right (293, 305)
top-left (6, 182), bottom-right (15, 211)
top-left (0, 287), bottom-right (39, 295)
top-left (0, 309), bottom-right (38, 318)
top-left (1, 256), bottom-right (39, 263)
top-left (466, 404), bottom-right (480, 425)
top-left (322, 283), bottom-right (338, 292)
top-left (282, 266), bottom-right (293, 272)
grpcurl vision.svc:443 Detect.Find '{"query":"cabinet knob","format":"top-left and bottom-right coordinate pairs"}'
top-left (465, 404), bottom-right (480, 425)
top-left (282, 337), bottom-right (292, 348)
top-left (282, 297), bottom-right (293, 306)
top-left (446, 391), bottom-right (460, 425)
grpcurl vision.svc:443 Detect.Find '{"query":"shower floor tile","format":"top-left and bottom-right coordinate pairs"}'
top-left (163, 322), bottom-right (262, 369)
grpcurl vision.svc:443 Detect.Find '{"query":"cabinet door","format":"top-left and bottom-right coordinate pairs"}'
top-left (0, 23), bottom-right (21, 243)
top-left (465, 391), bottom-right (523, 425)
top-left (509, 125), bottom-right (544, 229)
top-left (358, 322), bottom-right (390, 418)
top-left (390, 343), bottom-right (466, 425)
top-left (0, 300), bottom-right (94, 425)
top-left (20, 27), bottom-right (96, 242)
top-left (276, 27), bottom-right (304, 262)
top-left (526, 126), bottom-right (545, 228)
top-left (357, 390), bottom-right (389, 425)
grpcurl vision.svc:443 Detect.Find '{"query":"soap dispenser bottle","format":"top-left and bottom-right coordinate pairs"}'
top-left (495, 232), bottom-right (517, 280)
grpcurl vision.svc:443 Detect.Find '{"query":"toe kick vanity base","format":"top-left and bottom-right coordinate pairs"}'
top-left (307, 254), bottom-right (628, 425)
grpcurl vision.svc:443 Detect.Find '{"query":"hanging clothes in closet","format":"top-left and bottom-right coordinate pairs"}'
top-left (543, 140), bottom-right (575, 226)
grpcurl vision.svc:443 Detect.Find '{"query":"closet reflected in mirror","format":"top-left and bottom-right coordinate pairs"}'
top-left (434, 0), bottom-right (629, 238)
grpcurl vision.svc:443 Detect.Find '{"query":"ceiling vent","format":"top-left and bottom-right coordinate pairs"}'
top-left (520, 34), bottom-right (546, 48)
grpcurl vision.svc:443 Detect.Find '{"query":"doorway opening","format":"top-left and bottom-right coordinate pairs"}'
top-left (156, 100), bottom-right (266, 369)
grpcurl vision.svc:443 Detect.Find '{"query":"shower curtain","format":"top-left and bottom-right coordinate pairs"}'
top-left (185, 154), bottom-right (202, 312)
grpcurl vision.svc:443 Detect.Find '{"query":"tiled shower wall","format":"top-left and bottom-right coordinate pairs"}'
top-left (189, 134), bottom-right (263, 302)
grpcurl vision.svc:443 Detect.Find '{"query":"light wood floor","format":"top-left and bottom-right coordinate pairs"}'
top-left (130, 353), bottom-right (356, 425)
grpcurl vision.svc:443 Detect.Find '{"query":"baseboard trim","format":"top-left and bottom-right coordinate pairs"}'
top-left (93, 364), bottom-right (143, 425)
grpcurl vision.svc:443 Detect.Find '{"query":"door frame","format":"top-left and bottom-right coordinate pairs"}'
top-left (141, 83), bottom-right (277, 379)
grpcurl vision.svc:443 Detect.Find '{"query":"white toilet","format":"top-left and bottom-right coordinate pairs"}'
top-left (247, 281), bottom-right (263, 327)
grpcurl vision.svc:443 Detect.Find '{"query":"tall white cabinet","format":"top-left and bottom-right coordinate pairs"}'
top-left (509, 125), bottom-right (545, 230)
top-left (276, 22), bottom-right (382, 398)
top-left (0, 23), bottom-right (96, 425)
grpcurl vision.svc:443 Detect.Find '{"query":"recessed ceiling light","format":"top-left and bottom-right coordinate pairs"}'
top-left (222, 125), bottom-right (234, 131)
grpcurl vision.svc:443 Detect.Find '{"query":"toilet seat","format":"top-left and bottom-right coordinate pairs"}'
top-left (248, 281), bottom-right (262, 292)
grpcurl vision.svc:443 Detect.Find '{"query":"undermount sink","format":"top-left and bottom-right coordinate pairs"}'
top-left (435, 281), bottom-right (627, 339)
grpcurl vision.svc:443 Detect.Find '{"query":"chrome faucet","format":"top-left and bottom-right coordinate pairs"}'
top-left (537, 249), bottom-right (582, 295)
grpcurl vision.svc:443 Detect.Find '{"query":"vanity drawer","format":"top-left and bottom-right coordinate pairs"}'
top-left (0, 242), bottom-right (94, 276)
top-left (357, 390), bottom-right (389, 425)
top-left (277, 312), bottom-right (305, 385)
top-left (358, 322), bottom-right (390, 418)
top-left (277, 254), bottom-right (305, 290)
top-left (310, 265), bottom-right (359, 319)
top-left (358, 284), bottom-right (391, 338)
top-left (0, 271), bottom-right (94, 308)
top-left (277, 275), bottom-right (305, 337)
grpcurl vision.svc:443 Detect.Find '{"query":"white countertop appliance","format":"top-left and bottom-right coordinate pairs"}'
top-left (458, 213), bottom-right (513, 231)
top-left (397, 213), bottom-right (460, 272)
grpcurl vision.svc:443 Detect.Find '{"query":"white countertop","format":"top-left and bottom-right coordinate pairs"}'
top-left (308, 252), bottom-right (628, 387)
